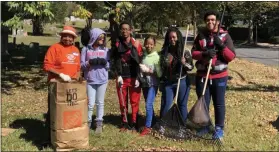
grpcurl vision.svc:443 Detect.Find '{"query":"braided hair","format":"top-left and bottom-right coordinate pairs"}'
top-left (162, 27), bottom-right (184, 57)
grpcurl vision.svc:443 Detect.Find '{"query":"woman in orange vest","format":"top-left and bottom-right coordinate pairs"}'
top-left (43, 26), bottom-right (81, 144)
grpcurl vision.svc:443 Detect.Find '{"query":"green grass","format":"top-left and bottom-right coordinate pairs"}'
top-left (2, 22), bottom-right (279, 151)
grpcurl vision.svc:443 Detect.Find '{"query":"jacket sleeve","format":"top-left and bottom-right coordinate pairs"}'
top-left (221, 34), bottom-right (236, 62)
top-left (80, 47), bottom-right (89, 71)
top-left (191, 33), bottom-right (203, 61)
top-left (154, 55), bottom-right (162, 78)
top-left (43, 45), bottom-right (55, 72)
top-left (43, 45), bottom-right (63, 74)
top-left (77, 51), bottom-right (81, 72)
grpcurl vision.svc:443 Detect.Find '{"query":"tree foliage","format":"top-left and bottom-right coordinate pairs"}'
top-left (72, 5), bottom-right (92, 19)
top-left (49, 2), bottom-right (70, 24)
top-left (3, 1), bottom-right (54, 35)
top-left (103, 1), bottom-right (133, 24)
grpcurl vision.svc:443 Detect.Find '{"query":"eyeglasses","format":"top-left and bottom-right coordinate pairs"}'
top-left (121, 28), bottom-right (130, 32)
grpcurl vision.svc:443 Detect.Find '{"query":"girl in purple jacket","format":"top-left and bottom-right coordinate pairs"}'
top-left (81, 28), bottom-right (109, 134)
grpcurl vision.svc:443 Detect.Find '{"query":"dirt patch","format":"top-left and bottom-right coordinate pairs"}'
top-left (1, 128), bottom-right (16, 136)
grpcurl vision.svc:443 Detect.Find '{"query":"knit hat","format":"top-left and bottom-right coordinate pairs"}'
top-left (59, 26), bottom-right (77, 38)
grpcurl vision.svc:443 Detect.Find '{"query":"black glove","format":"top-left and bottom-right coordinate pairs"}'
top-left (202, 49), bottom-right (217, 58)
top-left (98, 58), bottom-right (107, 65)
top-left (213, 35), bottom-right (225, 51)
top-left (89, 58), bottom-right (98, 65)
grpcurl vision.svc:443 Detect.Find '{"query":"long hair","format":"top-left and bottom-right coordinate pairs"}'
top-left (162, 27), bottom-right (184, 57)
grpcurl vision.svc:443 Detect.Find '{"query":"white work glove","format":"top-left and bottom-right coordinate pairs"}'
top-left (135, 79), bottom-right (140, 88)
top-left (139, 64), bottom-right (150, 73)
top-left (59, 73), bottom-right (72, 82)
top-left (117, 76), bottom-right (123, 87)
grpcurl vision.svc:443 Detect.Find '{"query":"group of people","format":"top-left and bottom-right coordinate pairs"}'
top-left (43, 10), bottom-right (235, 143)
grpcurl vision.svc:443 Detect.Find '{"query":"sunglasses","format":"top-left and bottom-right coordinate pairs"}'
top-left (98, 34), bottom-right (105, 40)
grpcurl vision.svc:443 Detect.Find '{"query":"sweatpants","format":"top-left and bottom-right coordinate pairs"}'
top-left (116, 78), bottom-right (141, 124)
top-left (195, 76), bottom-right (228, 129)
top-left (87, 83), bottom-right (108, 123)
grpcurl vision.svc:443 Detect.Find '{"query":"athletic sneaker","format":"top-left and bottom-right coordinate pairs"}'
top-left (158, 125), bottom-right (165, 134)
top-left (140, 127), bottom-right (152, 136)
top-left (212, 126), bottom-right (224, 140)
top-left (119, 123), bottom-right (129, 132)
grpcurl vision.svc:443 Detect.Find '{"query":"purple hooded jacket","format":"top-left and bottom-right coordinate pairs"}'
top-left (81, 28), bottom-right (110, 84)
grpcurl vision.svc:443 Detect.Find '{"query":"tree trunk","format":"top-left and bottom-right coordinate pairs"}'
top-left (193, 10), bottom-right (197, 39)
top-left (157, 19), bottom-right (163, 36)
top-left (140, 22), bottom-right (144, 32)
top-left (86, 17), bottom-right (92, 28)
top-left (1, 26), bottom-right (9, 55)
top-left (248, 17), bottom-right (253, 44)
top-left (255, 24), bottom-right (258, 44)
top-left (32, 16), bottom-right (44, 36)
top-left (157, 20), bottom-right (160, 36)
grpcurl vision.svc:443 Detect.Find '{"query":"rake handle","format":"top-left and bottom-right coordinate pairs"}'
top-left (202, 59), bottom-right (212, 96)
top-left (174, 24), bottom-right (189, 104)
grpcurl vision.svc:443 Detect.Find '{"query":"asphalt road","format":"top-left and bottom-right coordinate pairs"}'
top-left (235, 47), bottom-right (279, 67)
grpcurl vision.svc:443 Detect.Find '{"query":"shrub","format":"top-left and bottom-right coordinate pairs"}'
top-left (269, 36), bottom-right (279, 44)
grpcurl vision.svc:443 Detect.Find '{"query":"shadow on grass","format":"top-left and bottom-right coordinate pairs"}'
top-left (1, 64), bottom-right (48, 95)
top-left (227, 81), bottom-right (279, 92)
top-left (102, 113), bottom-right (149, 132)
top-left (1, 42), bottom-right (51, 94)
top-left (9, 118), bottom-right (50, 150)
top-left (27, 32), bottom-right (54, 37)
top-left (271, 116), bottom-right (279, 131)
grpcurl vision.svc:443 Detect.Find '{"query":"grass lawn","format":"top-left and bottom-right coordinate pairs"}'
top-left (1, 22), bottom-right (279, 151)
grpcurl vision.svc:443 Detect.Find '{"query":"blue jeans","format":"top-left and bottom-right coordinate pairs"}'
top-left (195, 76), bottom-right (228, 129)
top-left (87, 83), bottom-right (108, 123)
top-left (160, 77), bottom-right (191, 121)
top-left (143, 86), bottom-right (158, 128)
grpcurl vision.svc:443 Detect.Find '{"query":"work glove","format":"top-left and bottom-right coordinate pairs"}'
top-left (117, 76), bottom-right (123, 88)
top-left (202, 49), bottom-right (217, 59)
top-left (135, 79), bottom-right (140, 88)
top-left (213, 35), bottom-right (225, 51)
top-left (98, 58), bottom-right (107, 66)
top-left (139, 64), bottom-right (150, 73)
top-left (89, 58), bottom-right (98, 65)
top-left (59, 73), bottom-right (71, 82)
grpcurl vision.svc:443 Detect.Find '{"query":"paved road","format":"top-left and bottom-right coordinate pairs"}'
top-left (235, 47), bottom-right (279, 67)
